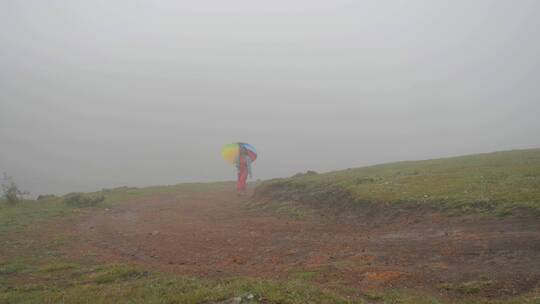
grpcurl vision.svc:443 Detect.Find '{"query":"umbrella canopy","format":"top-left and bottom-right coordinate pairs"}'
top-left (222, 142), bottom-right (257, 164)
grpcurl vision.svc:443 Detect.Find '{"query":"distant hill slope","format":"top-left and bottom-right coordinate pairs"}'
top-left (254, 149), bottom-right (540, 216)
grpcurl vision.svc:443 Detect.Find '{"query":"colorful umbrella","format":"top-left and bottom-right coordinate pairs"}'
top-left (222, 142), bottom-right (257, 164)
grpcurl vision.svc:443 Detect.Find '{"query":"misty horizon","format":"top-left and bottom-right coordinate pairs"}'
top-left (2, 0), bottom-right (540, 196)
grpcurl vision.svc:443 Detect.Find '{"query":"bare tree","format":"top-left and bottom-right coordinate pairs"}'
top-left (1, 173), bottom-right (28, 206)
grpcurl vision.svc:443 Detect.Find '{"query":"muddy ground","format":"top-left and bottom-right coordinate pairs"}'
top-left (64, 189), bottom-right (540, 300)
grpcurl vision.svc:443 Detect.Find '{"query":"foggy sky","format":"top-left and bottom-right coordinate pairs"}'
top-left (1, 0), bottom-right (539, 196)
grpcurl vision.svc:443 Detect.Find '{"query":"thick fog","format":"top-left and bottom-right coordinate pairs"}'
top-left (1, 0), bottom-right (539, 196)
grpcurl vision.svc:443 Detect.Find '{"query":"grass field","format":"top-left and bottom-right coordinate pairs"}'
top-left (0, 182), bottom-right (233, 236)
top-left (255, 149), bottom-right (540, 216)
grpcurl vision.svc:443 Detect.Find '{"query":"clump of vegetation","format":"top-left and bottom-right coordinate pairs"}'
top-left (40, 262), bottom-right (77, 273)
top-left (1, 173), bottom-right (27, 206)
top-left (0, 262), bottom-right (28, 275)
top-left (92, 265), bottom-right (147, 284)
top-left (248, 200), bottom-right (316, 219)
top-left (100, 186), bottom-right (138, 193)
top-left (438, 280), bottom-right (494, 295)
top-left (37, 194), bottom-right (56, 201)
top-left (292, 170), bottom-right (319, 178)
top-left (63, 192), bottom-right (105, 207)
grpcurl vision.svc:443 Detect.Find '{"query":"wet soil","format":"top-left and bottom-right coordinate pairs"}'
top-left (64, 190), bottom-right (540, 298)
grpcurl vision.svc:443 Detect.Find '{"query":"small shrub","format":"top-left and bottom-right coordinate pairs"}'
top-left (354, 177), bottom-right (375, 184)
top-left (101, 186), bottom-right (134, 193)
top-left (64, 193), bottom-right (105, 207)
top-left (292, 170), bottom-right (319, 178)
top-left (37, 194), bottom-right (56, 201)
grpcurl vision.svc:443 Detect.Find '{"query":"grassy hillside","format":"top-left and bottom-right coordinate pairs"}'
top-left (254, 149), bottom-right (540, 216)
top-left (0, 182), bottom-right (233, 236)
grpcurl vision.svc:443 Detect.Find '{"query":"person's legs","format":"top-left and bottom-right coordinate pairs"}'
top-left (237, 170), bottom-right (248, 194)
top-left (236, 173), bottom-right (242, 193)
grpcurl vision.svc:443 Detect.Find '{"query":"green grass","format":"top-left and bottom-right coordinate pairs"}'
top-left (357, 288), bottom-right (540, 304)
top-left (255, 149), bottom-right (540, 216)
top-left (0, 182), bottom-right (234, 236)
top-left (0, 198), bottom-right (75, 235)
top-left (365, 289), bottom-right (443, 304)
top-left (40, 262), bottom-right (78, 273)
top-left (438, 280), bottom-right (494, 295)
top-left (0, 259), bottom-right (361, 303)
top-left (0, 262), bottom-right (28, 275)
top-left (288, 270), bottom-right (320, 282)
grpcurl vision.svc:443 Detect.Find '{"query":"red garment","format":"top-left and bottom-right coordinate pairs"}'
top-left (237, 156), bottom-right (248, 192)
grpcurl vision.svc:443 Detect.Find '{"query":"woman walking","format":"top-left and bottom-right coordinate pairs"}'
top-left (222, 142), bottom-right (257, 195)
top-left (235, 146), bottom-right (252, 195)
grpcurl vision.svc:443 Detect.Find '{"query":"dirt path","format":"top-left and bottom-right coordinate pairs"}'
top-left (65, 189), bottom-right (540, 297)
